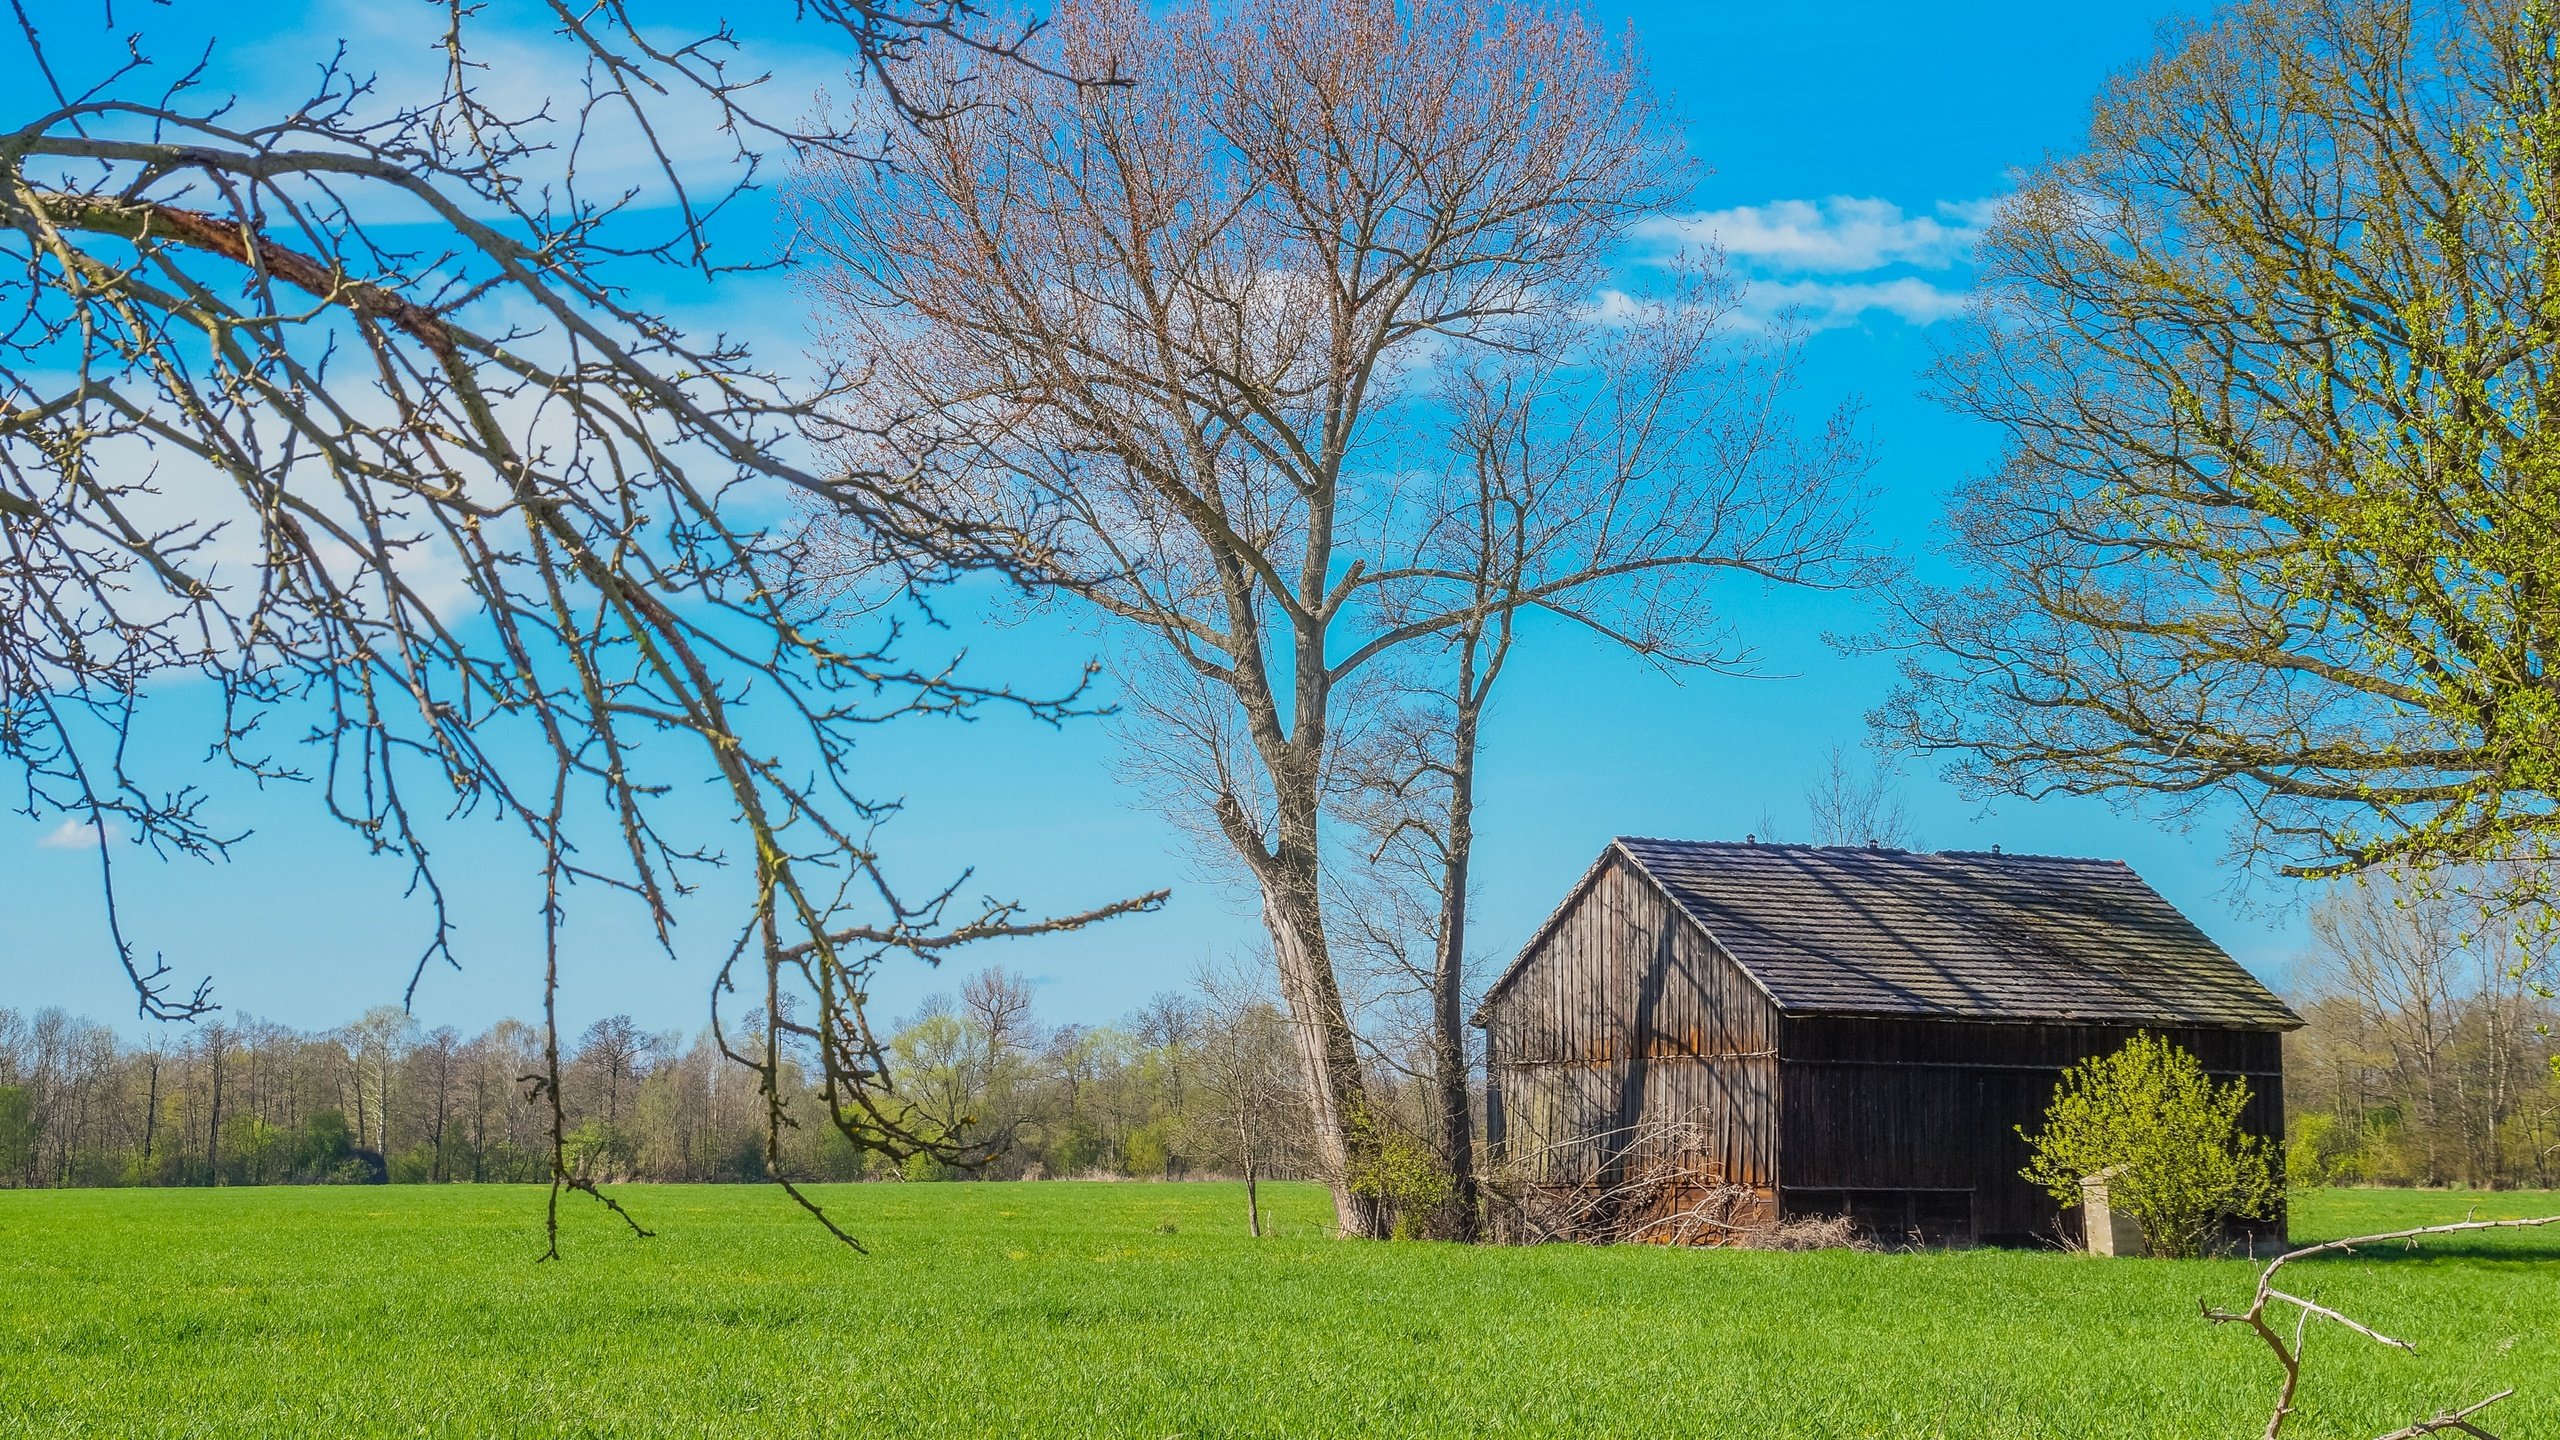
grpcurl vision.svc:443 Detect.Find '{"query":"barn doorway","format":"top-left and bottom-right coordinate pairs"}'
top-left (1780, 1187), bottom-right (1977, 1247)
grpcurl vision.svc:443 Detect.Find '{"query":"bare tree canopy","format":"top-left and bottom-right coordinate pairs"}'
top-left (1332, 268), bottom-right (1876, 1236)
top-left (1802, 742), bottom-right (1913, 849)
top-left (798, 0), bottom-right (1871, 1234)
top-left (1, 1), bottom-right (1151, 1251)
top-left (1880, 0), bottom-right (2560, 894)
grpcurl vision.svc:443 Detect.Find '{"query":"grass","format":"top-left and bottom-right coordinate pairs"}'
top-left (2, 1184), bottom-right (2557, 1438)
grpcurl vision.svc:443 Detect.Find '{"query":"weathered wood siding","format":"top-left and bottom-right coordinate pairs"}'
top-left (1483, 852), bottom-right (1782, 1197)
top-left (1776, 1017), bottom-right (2288, 1244)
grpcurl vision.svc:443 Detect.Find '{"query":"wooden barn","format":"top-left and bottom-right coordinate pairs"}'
top-left (1476, 839), bottom-right (2301, 1246)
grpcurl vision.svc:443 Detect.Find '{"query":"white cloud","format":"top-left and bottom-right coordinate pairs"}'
top-left (1641, 196), bottom-right (2002, 275)
top-left (1750, 276), bottom-right (1975, 331)
top-left (1615, 194), bottom-right (2004, 331)
top-left (1582, 288), bottom-right (1663, 327)
top-left (37, 817), bottom-right (123, 850)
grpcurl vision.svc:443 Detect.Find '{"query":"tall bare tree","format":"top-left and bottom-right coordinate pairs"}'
top-left (1336, 263), bottom-right (1875, 1234)
top-left (1880, 0), bottom-right (2560, 905)
top-left (799, 0), bottom-right (1872, 1234)
top-left (1802, 743), bottom-right (1914, 850)
top-left (2307, 880), bottom-right (2466, 1184)
top-left (2, 1), bottom-right (1149, 1251)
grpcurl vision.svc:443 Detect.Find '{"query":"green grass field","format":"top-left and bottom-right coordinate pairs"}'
top-left (2, 1183), bottom-right (2556, 1438)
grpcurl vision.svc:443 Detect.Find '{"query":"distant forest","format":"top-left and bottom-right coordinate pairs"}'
top-left (2282, 879), bottom-right (2560, 1191)
top-left (0, 969), bottom-right (1315, 1189)
top-left (11, 870), bottom-right (2560, 1193)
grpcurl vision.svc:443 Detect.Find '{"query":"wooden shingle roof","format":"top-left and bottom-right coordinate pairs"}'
top-left (1489, 838), bottom-right (2300, 1030)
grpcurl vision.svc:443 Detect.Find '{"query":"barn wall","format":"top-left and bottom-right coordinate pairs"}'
top-left (1777, 1017), bottom-right (2287, 1244)
top-left (1483, 852), bottom-right (1783, 1198)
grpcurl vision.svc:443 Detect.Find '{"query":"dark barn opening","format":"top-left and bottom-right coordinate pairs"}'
top-left (1476, 839), bottom-right (2299, 1248)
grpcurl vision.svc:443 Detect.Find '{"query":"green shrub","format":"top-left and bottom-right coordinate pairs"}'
top-left (0, 1087), bottom-right (33, 1183)
top-left (1121, 1122), bottom-right (1174, 1180)
top-left (562, 1122), bottom-right (636, 1180)
top-left (220, 1115), bottom-right (288, 1185)
top-left (1043, 1122), bottom-right (1105, 1179)
top-left (1346, 1108), bottom-right (1455, 1241)
top-left (2019, 1032), bottom-right (2279, 1259)
top-left (296, 1110), bottom-right (354, 1179)
top-left (2285, 1111), bottom-right (2364, 1189)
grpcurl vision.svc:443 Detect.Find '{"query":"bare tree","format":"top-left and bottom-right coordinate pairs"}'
top-left (1192, 963), bottom-right (1301, 1237)
top-left (3, 1), bottom-right (1152, 1252)
top-left (957, 966), bottom-right (1045, 1161)
top-left (343, 1006), bottom-right (415, 1159)
top-left (198, 1021), bottom-right (232, 1184)
top-left (572, 1016), bottom-right (653, 1137)
top-left (412, 1026), bottom-right (464, 1183)
top-left (2304, 881), bottom-right (2466, 1184)
top-left (1803, 743), bottom-right (1914, 849)
top-left (1335, 263), bottom-right (1875, 1235)
top-left (960, 968), bottom-right (1039, 1063)
top-left (798, 0), bottom-right (1873, 1235)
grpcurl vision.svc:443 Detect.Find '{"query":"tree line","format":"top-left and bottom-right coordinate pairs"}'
top-left (0, 969), bottom-right (1315, 1195)
top-left (2285, 876), bottom-right (2560, 1190)
top-left (19, 863), bottom-right (2560, 1202)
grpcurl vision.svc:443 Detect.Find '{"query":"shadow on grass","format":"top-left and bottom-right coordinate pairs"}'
top-left (2280, 1235), bottom-right (2560, 1265)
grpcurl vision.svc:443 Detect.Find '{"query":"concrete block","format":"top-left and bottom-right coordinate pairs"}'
top-left (2079, 1168), bottom-right (2146, 1257)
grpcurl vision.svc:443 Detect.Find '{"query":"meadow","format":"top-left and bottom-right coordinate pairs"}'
top-left (2, 1183), bottom-right (2556, 1438)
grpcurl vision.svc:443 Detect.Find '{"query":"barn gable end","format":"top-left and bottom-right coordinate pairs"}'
top-left (1482, 846), bottom-right (1782, 1207)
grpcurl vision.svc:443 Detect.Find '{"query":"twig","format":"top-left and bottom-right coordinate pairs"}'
top-left (2370, 1390), bottom-right (2513, 1440)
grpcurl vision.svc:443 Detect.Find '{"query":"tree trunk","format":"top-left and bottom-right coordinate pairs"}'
top-left (433, 1075), bottom-right (450, 1183)
top-left (1431, 686), bottom-right (1484, 1240)
top-left (1240, 1120), bottom-right (1263, 1239)
top-left (1215, 677), bottom-right (1386, 1237)
top-left (141, 1054), bottom-right (159, 1173)
top-left (204, 1040), bottom-right (225, 1186)
top-left (1260, 871), bottom-right (1384, 1238)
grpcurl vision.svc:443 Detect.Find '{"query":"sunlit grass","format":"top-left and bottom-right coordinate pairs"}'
top-left (2, 1183), bottom-right (2555, 1437)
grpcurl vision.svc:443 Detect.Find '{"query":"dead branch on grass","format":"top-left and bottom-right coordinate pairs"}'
top-left (2202, 1214), bottom-right (2560, 1440)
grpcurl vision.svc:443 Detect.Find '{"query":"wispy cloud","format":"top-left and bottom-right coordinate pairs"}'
top-left (1643, 196), bottom-right (1999, 274)
top-left (37, 817), bottom-right (122, 850)
top-left (1632, 194), bottom-right (2003, 331)
top-left (1750, 277), bottom-right (1975, 328)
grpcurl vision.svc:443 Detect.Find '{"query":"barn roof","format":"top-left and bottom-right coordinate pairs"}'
top-left (1484, 838), bottom-right (2300, 1030)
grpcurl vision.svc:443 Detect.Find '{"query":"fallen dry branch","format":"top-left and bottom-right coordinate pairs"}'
top-left (2202, 1214), bottom-right (2560, 1440)
top-left (1733, 1213), bottom-right (1864, 1252)
top-left (2369, 1391), bottom-right (2512, 1440)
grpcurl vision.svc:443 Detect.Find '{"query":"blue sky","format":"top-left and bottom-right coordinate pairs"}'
top-left (4, 0), bottom-right (2310, 1043)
